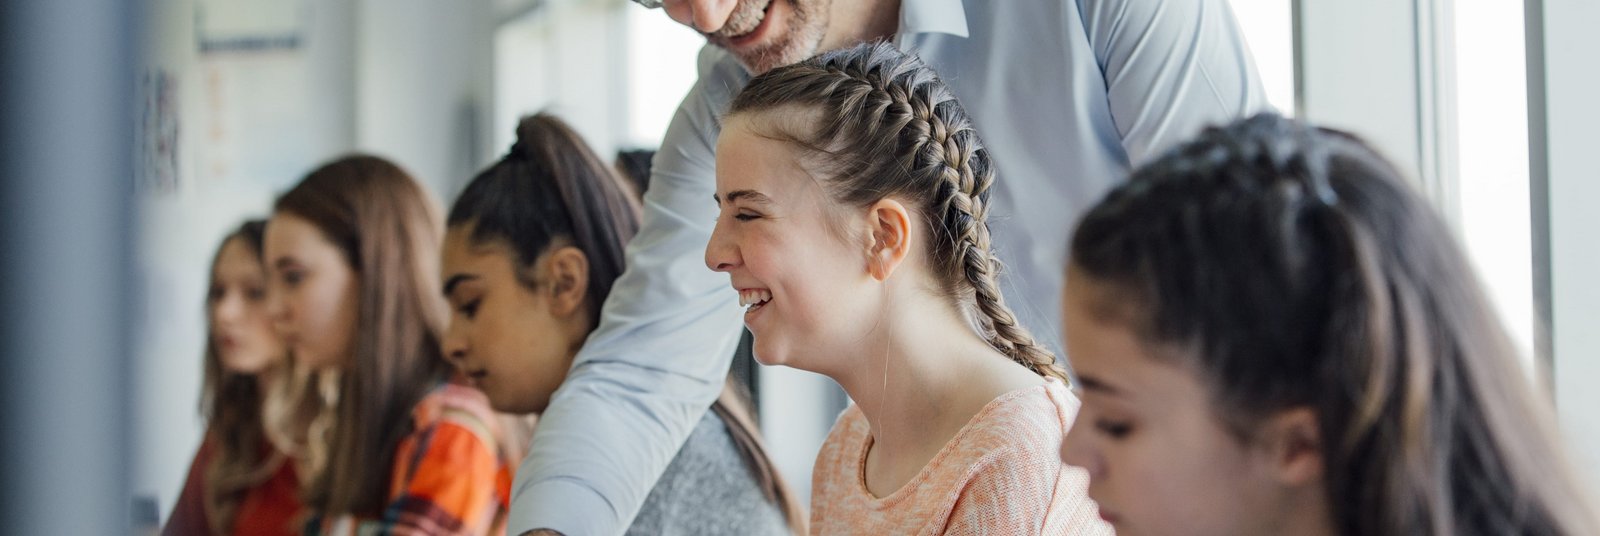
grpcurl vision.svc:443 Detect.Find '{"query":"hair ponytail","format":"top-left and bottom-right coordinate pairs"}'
top-left (451, 114), bottom-right (639, 327)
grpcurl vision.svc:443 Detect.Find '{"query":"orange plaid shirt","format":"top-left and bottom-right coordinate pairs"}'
top-left (312, 383), bottom-right (513, 536)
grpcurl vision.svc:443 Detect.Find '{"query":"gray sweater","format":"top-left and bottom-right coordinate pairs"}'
top-left (624, 410), bottom-right (792, 535)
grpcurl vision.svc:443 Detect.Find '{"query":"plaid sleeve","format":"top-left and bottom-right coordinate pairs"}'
top-left (376, 410), bottom-right (504, 536)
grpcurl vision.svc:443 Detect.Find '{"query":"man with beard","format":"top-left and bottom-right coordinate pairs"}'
top-left (510, 1), bottom-right (1269, 534)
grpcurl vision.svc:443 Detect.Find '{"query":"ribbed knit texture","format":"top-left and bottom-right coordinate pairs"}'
top-left (809, 378), bottom-right (1112, 535)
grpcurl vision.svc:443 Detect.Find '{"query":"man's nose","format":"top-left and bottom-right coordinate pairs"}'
top-left (663, 0), bottom-right (739, 34)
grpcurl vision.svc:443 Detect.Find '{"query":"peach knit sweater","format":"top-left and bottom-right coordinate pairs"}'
top-left (809, 378), bottom-right (1112, 535)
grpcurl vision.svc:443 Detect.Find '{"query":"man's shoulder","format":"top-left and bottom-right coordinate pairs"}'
top-left (694, 44), bottom-right (737, 77)
top-left (689, 44), bottom-right (750, 107)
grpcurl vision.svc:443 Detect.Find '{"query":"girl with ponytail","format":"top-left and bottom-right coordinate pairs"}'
top-left (440, 113), bottom-right (803, 535)
top-left (1061, 113), bottom-right (1600, 535)
top-left (706, 42), bottom-right (1110, 534)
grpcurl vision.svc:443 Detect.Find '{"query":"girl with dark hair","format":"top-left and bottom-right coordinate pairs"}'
top-left (165, 220), bottom-right (306, 536)
top-left (264, 155), bottom-right (510, 534)
top-left (1062, 112), bottom-right (1600, 535)
top-left (441, 113), bottom-right (803, 535)
top-left (705, 42), bottom-right (1109, 533)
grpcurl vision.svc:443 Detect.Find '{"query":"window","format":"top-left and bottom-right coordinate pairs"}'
top-left (625, 8), bottom-right (704, 147)
top-left (1226, 0), bottom-right (1297, 115)
top-left (1452, 0), bottom-right (1535, 361)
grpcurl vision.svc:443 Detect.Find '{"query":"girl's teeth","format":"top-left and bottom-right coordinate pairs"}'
top-left (739, 289), bottom-right (772, 307)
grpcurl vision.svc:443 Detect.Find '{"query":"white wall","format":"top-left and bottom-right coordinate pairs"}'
top-left (356, 0), bottom-right (495, 199)
top-left (1534, 0), bottom-right (1600, 495)
top-left (494, 0), bottom-right (631, 158)
top-left (1296, 0), bottom-right (1427, 182)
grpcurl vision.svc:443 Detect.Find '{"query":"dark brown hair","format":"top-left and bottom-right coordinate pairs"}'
top-left (449, 114), bottom-right (640, 330)
top-left (199, 219), bottom-right (280, 535)
top-left (726, 41), bottom-right (1069, 383)
top-left (274, 154), bottom-right (453, 517)
top-left (448, 113), bottom-right (807, 533)
top-left (1070, 113), bottom-right (1600, 535)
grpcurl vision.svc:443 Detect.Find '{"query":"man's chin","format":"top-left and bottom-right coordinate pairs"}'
top-left (737, 54), bottom-right (785, 76)
top-left (728, 43), bottom-right (816, 75)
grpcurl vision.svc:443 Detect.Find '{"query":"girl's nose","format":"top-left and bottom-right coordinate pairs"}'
top-left (705, 223), bottom-right (740, 273)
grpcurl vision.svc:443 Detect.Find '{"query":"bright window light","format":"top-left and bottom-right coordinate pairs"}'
top-left (1453, 0), bottom-right (1534, 363)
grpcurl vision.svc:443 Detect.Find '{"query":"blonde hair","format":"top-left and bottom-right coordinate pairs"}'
top-left (198, 221), bottom-right (277, 535)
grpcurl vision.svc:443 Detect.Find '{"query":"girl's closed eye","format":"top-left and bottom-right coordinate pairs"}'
top-left (734, 211), bottom-right (761, 222)
top-left (457, 297), bottom-right (482, 319)
top-left (1095, 418), bottom-right (1133, 439)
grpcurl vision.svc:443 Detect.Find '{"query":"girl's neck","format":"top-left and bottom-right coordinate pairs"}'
top-left (1274, 484), bottom-right (1337, 536)
top-left (825, 291), bottom-right (1043, 487)
top-left (255, 365), bottom-right (281, 395)
top-left (822, 0), bottom-right (902, 52)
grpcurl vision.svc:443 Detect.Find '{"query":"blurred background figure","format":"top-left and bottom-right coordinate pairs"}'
top-left (613, 148), bottom-right (655, 200)
top-left (164, 220), bottom-right (305, 536)
top-left (265, 155), bottom-right (510, 534)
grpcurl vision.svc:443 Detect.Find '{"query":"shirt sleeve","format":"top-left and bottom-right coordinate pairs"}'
top-left (506, 47), bottom-right (745, 536)
top-left (162, 435), bottom-right (216, 536)
top-left (378, 418), bottom-right (503, 536)
top-left (1079, 0), bottom-right (1271, 165)
top-left (941, 451), bottom-right (1050, 535)
top-left (941, 450), bottom-right (1112, 536)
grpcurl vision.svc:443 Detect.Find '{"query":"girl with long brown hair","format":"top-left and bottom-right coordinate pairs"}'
top-left (705, 42), bottom-right (1110, 533)
top-left (265, 155), bottom-right (510, 534)
top-left (1061, 113), bottom-right (1600, 535)
top-left (440, 113), bottom-right (804, 535)
top-left (165, 220), bottom-right (305, 536)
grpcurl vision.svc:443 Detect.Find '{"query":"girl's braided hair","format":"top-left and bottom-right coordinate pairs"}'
top-left (728, 41), bottom-right (1067, 382)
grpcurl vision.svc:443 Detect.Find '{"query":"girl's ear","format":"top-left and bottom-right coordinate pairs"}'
top-left (866, 198), bottom-right (912, 281)
top-left (1259, 407), bottom-right (1324, 487)
top-left (544, 246), bottom-right (590, 318)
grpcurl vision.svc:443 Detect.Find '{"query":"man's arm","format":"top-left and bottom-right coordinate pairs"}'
top-left (505, 48), bottom-right (746, 536)
top-left (1079, 0), bottom-right (1271, 164)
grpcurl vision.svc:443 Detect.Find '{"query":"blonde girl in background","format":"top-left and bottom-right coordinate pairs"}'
top-left (165, 220), bottom-right (307, 536)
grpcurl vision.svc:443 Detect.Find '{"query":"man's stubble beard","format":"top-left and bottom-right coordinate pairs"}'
top-left (720, 0), bottom-right (833, 75)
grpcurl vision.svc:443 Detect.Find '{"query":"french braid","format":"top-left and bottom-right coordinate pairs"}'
top-left (729, 41), bottom-right (1069, 382)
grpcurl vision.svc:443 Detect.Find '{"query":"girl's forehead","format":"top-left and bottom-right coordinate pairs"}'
top-left (718, 149), bottom-right (823, 201)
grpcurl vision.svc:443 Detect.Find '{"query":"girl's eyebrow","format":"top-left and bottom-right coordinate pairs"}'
top-left (713, 189), bottom-right (773, 206)
top-left (442, 273), bottom-right (479, 296)
top-left (1078, 374), bottom-right (1124, 397)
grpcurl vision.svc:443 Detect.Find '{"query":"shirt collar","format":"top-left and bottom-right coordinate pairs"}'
top-left (898, 0), bottom-right (969, 38)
